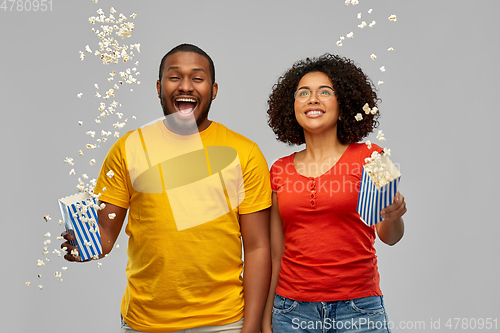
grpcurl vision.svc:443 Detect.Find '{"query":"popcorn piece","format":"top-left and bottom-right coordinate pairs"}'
top-left (116, 244), bottom-right (120, 249)
top-left (357, 13), bottom-right (362, 19)
top-left (362, 103), bottom-right (371, 114)
top-left (100, 203), bottom-right (106, 209)
top-left (86, 130), bottom-right (96, 138)
top-left (86, 144), bottom-right (97, 149)
top-left (389, 15), bottom-right (397, 22)
top-left (368, 8), bottom-right (373, 14)
top-left (71, 249), bottom-right (79, 258)
top-left (345, 0), bottom-right (350, 5)
top-left (106, 170), bottom-right (115, 178)
top-left (108, 213), bottom-right (116, 219)
top-left (43, 215), bottom-right (51, 222)
top-left (377, 81), bottom-right (384, 85)
top-left (43, 232), bottom-right (51, 238)
top-left (114, 132), bottom-right (120, 138)
top-left (369, 20), bottom-right (376, 28)
top-left (366, 140), bottom-right (372, 149)
top-left (94, 83), bottom-right (99, 89)
top-left (38, 274), bottom-right (42, 278)
top-left (383, 148), bottom-right (391, 157)
top-left (110, 7), bottom-right (116, 14)
top-left (89, 159), bottom-right (96, 166)
top-left (79, 150), bottom-right (84, 156)
top-left (26, 282), bottom-right (31, 286)
top-left (77, 93), bottom-right (83, 98)
top-left (56, 236), bottom-right (63, 240)
top-left (351, 0), bottom-right (358, 4)
top-left (380, 66), bottom-right (386, 72)
top-left (69, 169), bottom-right (75, 176)
top-left (379, 137), bottom-right (386, 142)
top-left (336, 40), bottom-right (343, 47)
top-left (79, 51), bottom-right (85, 61)
top-left (59, 220), bottom-right (64, 225)
top-left (44, 239), bottom-right (51, 245)
top-left (347, 32), bottom-right (354, 39)
top-left (62, 247), bottom-right (67, 251)
top-left (355, 113), bottom-right (363, 121)
top-left (62, 267), bottom-right (68, 270)
top-left (388, 47), bottom-right (394, 51)
top-left (370, 107), bottom-right (379, 115)
top-left (64, 157), bottom-right (74, 165)
top-left (85, 45), bottom-right (92, 53)
top-left (38, 285), bottom-right (43, 290)
top-left (37, 259), bottom-right (45, 267)
top-left (97, 262), bottom-right (102, 268)
top-left (78, 121), bottom-right (83, 126)
top-left (358, 21), bottom-right (367, 28)
top-left (371, 54), bottom-right (377, 60)
top-left (130, 13), bottom-right (137, 18)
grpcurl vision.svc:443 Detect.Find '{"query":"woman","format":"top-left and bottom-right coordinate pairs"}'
top-left (261, 54), bottom-right (407, 333)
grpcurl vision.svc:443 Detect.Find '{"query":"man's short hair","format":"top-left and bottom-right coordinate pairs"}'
top-left (159, 44), bottom-right (216, 83)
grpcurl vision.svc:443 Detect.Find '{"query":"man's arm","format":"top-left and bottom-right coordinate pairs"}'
top-left (260, 193), bottom-right (284, 333)
top-left (239, 208), bottom-right (271, 333)
top-left (61, 201), bottom-right (127, 262)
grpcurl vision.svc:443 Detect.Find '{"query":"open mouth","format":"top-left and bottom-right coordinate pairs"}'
top-left (305, 110), bottom-right (325, 116)
top-left (174, 97), bottom-right (198, 115)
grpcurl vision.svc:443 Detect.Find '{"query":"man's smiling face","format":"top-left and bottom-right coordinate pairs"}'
top-left (157, 51), bottom-right (218, 133)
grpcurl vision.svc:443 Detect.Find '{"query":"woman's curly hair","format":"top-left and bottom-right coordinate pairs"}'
top-left (267, 53), bottom-right (380, 145)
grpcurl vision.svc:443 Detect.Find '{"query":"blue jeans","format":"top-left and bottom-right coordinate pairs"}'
top-left (272, 294), bottom-right (391, 333)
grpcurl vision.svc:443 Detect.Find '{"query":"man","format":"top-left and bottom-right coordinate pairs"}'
top-left (62, 44), bottom-right (272, 333)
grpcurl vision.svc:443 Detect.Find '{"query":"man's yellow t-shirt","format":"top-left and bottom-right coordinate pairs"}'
top-left (95, 120), bottom-right (271, 332)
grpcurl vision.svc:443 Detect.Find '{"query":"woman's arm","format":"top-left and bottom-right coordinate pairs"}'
top-left (376, 191), bottom-right (407, 245)
top-left (261, 193), bottom-right (285, 333)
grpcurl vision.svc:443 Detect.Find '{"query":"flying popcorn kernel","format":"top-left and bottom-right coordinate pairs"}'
top-left (37, 259), bottom-right (45, 267)
top-left (366, 140), bottom-right (372, 149)
top-left (43, 215), bottom-right (51, 222)
top-left (26, 282), bottom-right (31, 286)
top-left (380, 66), bottom-right (386, 72)
top-left (116, 244), bottom-right (120, 249)
top-left (97, 262), bottom-right (102, 268)
top-left (90, 159), bottom-right (96, 166)
top-left (108, 213), bottom-right (116, 219)
top-left (62, 267), bottom-right (68, 271)
top-left (355, 113), bottom-right (363, 121)
top-left (357, 13), bottom-right (362, 19)
top-left (347, 32), bottom-right (354, 39)
top-left (370, 107), bottom-right (379, 115)
top-left (79, 150), bottom-right (84, 156)
top-left (369, 20), bottom-right (376, 27)
top-left (71, 249), bottom-right (79, 258)
top-left (371, 54), bottom-right (377, 60)
top-left (336, 41), bottom-right (343, 47)
top-left (377, 81), bottom-right (384, 85)
top-left (383, 148), bottom-right (391, 157)
top-left (59, 220), bottom-right (64, 225)
top-left (77, 93), bottom-right (83, 98)
top-left (363, 103), bottom-right (371, 114)
top-left (44, 232), bottom-right (51, 238)
top-left (389, 15), bottom-right (397, 21)
top-left (358, 21), bottom-right (367, 28)
top-left (388, 47), bottom-right (394, 51)
top-left (62, 247), bottom-right (67, 252)
top-left (38, 285), bottom-right (43, 290)
top-left (64, 157), bottom-right (74, 165)
top-left (345, 0), bottom-right (350, 5)
top-left (106, 170), bottom-right (115, 178)
top-left (368, 9), bottom-right (373, 13)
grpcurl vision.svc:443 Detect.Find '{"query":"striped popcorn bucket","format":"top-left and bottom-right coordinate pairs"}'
top-left (58, 193), bottom-right (102, 261)
top-left (357, 155), bottom-right (401, 227)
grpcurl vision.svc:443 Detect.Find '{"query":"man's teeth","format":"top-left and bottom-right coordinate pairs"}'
top-left (176, 98), bottom-right (196, 103)
top-left (306, 111), bottom-right (324, 115)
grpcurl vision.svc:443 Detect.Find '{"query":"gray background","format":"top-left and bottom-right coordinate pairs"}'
top-left (1, 0), bottom-right (499, 332)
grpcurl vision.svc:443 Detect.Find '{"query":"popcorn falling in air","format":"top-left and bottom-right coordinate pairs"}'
top-left (97, 262), bottom-right (102, 268)
top-left (369, 21), bottom-right (376, 28)
top-left (336, 40), bottom-right (343, 47)
top-left (59, 220), bottom-right (64, 225)
top-left (351, 0), bottom-right (359, 5)
top-left (62, 267), bottom-right (68, 271)
top-left (363, 103), bottom-right (371, 114)
top-left (380, 66), bottom-right (386, 72)
top-left (366, 140), bottom-right (372, 149)
top-left (358, 21), bottom-right (367, 28)
top-left (347, 32), bottom-right (354, 39)
top-left (89, 159), bottom-right (96, 166)
top-left (71, 249), bottom-right (79, 258)
top-left (77, 93), bottom-right (83, 98)
top-left (37, 259), bottom-right (45, 267)
top-left (64, 157), bottom-right (74, 165)
top-left (43, 232), bottom-right (51, 237)
top-left (43, 215), bottom-right (51, 222)
top-left (389, 15), bottom-right (397, 21)
top-left (377, 81), bottom-right (384, 85)
top-left (108, 213), bottom-right (116, 219)
top-left (78, 121), bottom-right (83, 126)
top-left (38, 285), bottom-right (43, 290)
top-left (116, 244), bottom-right (120, 249)
top-left (370, 107), bottom-right (379, 115)
top-left (79, 150), bottom-right (84, 156)
top-left (388, 47), bottom-right (394, 51)
top-left (371, 54), bottom-right (377, 60)
top-left (26, 282), bottom-right (31, 286)
top-left (357, 13), bottom-right (362, 19)
top-left (355, 113), bottom-right (363, 121)
top-left (383, 148), bottom-right (391, 157)
top-left (106, 170), bottom-right (115, 178)
top-left (345, 0), bottom-right (350, 5)
top-left (368, 8), bottom-right (373, 13)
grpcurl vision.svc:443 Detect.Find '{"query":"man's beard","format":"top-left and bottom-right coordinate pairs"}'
top-left (159, 90), bottom-right (212, 134)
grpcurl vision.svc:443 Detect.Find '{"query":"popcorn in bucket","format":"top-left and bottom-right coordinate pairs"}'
top-left (58, 193), bottom-right (102, 261)
top-left (357, 152), bottom-right (401, 227)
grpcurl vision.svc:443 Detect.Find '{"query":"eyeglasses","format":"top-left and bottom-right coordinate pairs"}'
top-left (294, 87), bottom-right (335, 103)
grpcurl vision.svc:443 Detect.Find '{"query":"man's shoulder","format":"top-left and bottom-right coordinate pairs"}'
top-left (211, 122), bottom-right (257, 148)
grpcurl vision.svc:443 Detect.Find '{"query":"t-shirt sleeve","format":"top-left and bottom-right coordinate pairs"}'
top-left (94, 137), bottom-right (130, 209)
top-left (238, 143), bottom-right (272, 214)
top-left (270, 159), bottom-right (284, 193)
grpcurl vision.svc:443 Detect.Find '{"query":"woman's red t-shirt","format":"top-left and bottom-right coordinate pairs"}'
top-left (270, 143), bottom-right (383, 302)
